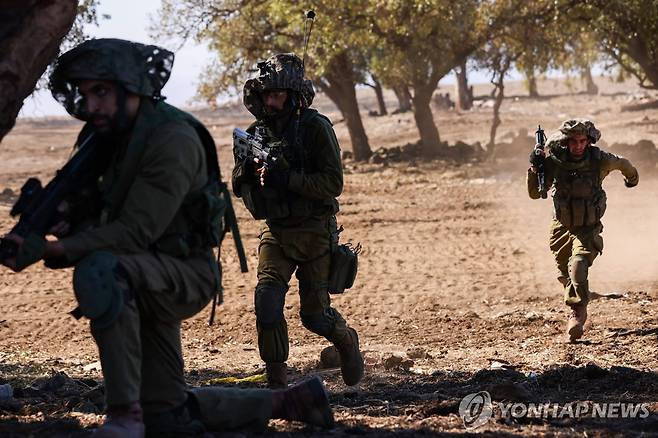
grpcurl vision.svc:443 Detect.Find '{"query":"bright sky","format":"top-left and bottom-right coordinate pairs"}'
top-left (20, 0), bottom-right (209, 118)
top-left (19, 0), bottom-right (527, 118)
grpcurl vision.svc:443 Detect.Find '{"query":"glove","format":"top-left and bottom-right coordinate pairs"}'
top-left (14, 233), bottom-right (47, 272)
top-left (263, 166), bottom-right (290, 189)
top-left (529, 148), bottom-right (545, 167)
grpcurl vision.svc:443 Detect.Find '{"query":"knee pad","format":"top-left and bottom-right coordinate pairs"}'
top-left (300, 308), bottom-right (339, 338)
top-left (254, 283), bottom-right (287, 329)
top-left (568, 255), bottom-right (589, 284)
top-left (73, 251), bottom-right (127, 329)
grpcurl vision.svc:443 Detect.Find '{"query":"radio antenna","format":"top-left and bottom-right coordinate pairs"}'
top-left (301, 10), bottom-right (316, 70)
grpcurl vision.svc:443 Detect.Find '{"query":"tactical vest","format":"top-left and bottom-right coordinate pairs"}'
top-left (239, 108), bottom-right (339, 224)
top-left (550, 147), bottom-right (606, 229)
top-left (81, 100), bottom-right (227, 257)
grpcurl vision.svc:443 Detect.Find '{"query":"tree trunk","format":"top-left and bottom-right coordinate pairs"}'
top-left (393, 85), bottom-right (412, 113)
top-left (370, 74), bottom-right (387, 116)
top-left (454, 60), bottom-right (472, 111)
top-left (0, 0), bottom-right (77, 143)
top-left (411, 90), bottom-right (443, 157)
top-left (524, 67), bottom-right (539, 98)
top-left (581, 66), bottom-right (599, 95)
top-left (487, 57), bottom-right (512, 160)
top-left (319, 54), bottom-right (372, 161)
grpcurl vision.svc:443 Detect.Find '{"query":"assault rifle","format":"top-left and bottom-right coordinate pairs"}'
top-left (0, 134), bottom-right (106, 265)
top-left (533, 125), bottom-right (548, 199)
top-left (232, 127), bottom-right (283, 169)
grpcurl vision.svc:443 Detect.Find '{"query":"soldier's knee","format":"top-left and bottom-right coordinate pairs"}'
top-left (73, 251), bottom-right (130, 330)
top-left (254, 282), bottom-right (287, 329)
top-left (568, 255), bottom-right (589, 283)
top-left (300, 308), bottom-right (339, 338)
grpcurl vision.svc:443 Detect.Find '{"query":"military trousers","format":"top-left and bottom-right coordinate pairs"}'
top-left (548, 219), bottom-right (603, 307)
top-left (88, 250), bottom-right (218, 413)
top-left (189, 386), bottom-right (272, 430)
top-left (255, 216), bottom-right (349, 363)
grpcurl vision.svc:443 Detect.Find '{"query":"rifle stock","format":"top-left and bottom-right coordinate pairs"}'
top-left (220, 182), bottom-right (248, 273)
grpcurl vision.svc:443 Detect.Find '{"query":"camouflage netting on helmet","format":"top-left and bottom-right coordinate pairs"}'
top-left (547, 118), bottom-right (601, 154)
top-left (49, 38), bottom-right (174, 119)
top-left (243, 53), bottom-right (315, 119)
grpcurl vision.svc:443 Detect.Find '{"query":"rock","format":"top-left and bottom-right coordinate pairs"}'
top-left (423, 399), bottom-right (460, 416)
top-left (525, 311), bottom-right (541, 321)
top-left (583, 362), bottom-right (608, 379)
top-left (383, 354), bottom-right (414, 370)
top-left (38, 371), bottom-right (73, 392)
top-left (83, 361), bottom-right (102, 372)
top-left (407, 347), bottom-right (430, 360)
top-left (488, 382), bottom-right (533, 402)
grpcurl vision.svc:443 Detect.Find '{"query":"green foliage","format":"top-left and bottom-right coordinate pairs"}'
top-left (64, 0), bottom-right (108, 49)
top-left (364, 0), bottom-right (484, 96)
top-left (153, 0), bottom-right (373, 104)
top-left (576, 0), bottom-right (658, 89)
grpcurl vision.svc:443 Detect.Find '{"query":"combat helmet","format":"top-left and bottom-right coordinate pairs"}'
top-left (243, 53), bottom-right (315, 119)
top-left (49, 38), bottom-right (174, 120)
top-left (547, 118), bottom-right (601, 153)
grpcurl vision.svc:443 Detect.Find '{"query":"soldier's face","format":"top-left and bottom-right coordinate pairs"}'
top-left (78, 80), bottom-right (120, 133)
top-left (262, 89), bottom-right (288, 114)
top-left (78, 80), bottom-right (140, 133)
top-left (567, 134), bottom-right (588, 159)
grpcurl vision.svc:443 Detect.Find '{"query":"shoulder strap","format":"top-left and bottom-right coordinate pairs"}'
top-left (157, 102), bottom-right (222, 182)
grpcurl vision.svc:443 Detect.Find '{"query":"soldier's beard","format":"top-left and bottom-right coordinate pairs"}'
top-left (91, 90), bottom-right (134, 140)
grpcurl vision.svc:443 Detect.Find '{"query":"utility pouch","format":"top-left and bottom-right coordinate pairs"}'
top-left (328, 225), bottom-right (362, 294)
top-left (240, 184), bottom-right (289, 220)
top-left (571, 198), bottom-right (586, 228)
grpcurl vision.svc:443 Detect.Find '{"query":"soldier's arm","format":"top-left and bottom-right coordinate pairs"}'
top-left (286, 117), bottom-right (343, 200)
top-left (527, 168), bottom-right (541, 199)
top-left (526, 159), bottom-right (554, 199)
top-left (60, 123), bottom-right (205, 261)
top-left (600, 150), bottom-right (639, 187)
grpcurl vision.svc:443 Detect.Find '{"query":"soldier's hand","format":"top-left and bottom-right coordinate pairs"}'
top-left (529, 145), bottom-right (545, 172)
top-left (48, 221), bottom-right (71, 237)
top-left (254, 158), bottom-right (266, 186)
top-left (0, 233), bottom-right (23, 271)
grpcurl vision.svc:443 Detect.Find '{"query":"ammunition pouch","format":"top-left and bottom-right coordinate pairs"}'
top-left (239, 183), bottom-right (289, 220)
top-left (554, 193), bottom-right (606, 229)
top-left (239, 182), bottom-right (335, 222)
top-left (552, 152), bottom-right (605, 230)
top-left (328, 225), bottom-right (361, 294)
top-left (153, 181), bottom-right (227, 257)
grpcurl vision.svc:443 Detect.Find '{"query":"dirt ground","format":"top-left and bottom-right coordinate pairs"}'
top-left (1, 76), bottom-right (658, 437)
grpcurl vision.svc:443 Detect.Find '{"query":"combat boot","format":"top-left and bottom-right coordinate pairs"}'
top-left (272, 376), bottom-right (334, 428)
top-left (333, 328), bottom-right (364, 386)
top-left (567, 304), bottom-right (588, 341)
top-left (266, 362), bottom-right (288, 389)
top-left (94, 401), bottom-right (144, 438)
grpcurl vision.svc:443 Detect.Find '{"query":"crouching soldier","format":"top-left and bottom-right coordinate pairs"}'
top-left (1, 38), bottom-right (334, 437)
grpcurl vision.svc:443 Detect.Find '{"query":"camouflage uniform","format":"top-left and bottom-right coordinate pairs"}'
top-left (527, 120), bottom-right (638, 331)
top-left (49, 39), bottom-right (278, 435)
top-left (233, 54), bottom-right (363, 388)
